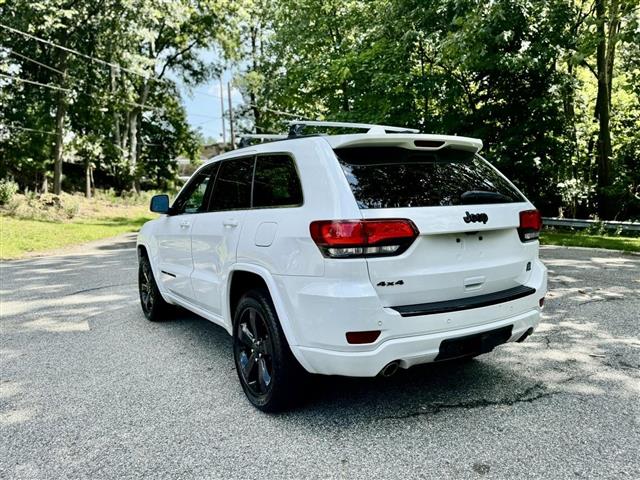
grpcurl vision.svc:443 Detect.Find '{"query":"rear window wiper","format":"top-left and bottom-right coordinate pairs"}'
top-left (460, 190), bottom-right (513, 204)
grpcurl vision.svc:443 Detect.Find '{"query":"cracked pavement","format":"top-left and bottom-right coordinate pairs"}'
top-left (1, 237), bottom-right (639, 479)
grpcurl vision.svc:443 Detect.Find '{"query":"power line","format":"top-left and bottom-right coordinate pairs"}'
top-left (1, 124), bottom-right (56, 135)
top-left (189, 88), bottom-right (221, 99)
top-left (3, 23), bottom-right (309, 128)
top-left (0, 22), bottom-right (156, 81)
top-left (3, 48), bottom-right (176, 114)
top-left (0, 70), bottom-right (162, 113)
top-left (1, 124), bottom-right (171, 150)
top-left (7, 49), bottom-right (65, 75)
top-left (188, 86), bottom-right (303, 119)
top-left (0, 72), bottom-right (72, 92)
top-left (254, 105), bottom-right (311, 119)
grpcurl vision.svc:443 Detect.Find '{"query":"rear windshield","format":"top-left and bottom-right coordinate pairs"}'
top-left (335, 147), bottom-right (525, 209)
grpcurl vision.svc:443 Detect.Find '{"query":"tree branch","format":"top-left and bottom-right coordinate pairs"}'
top-left (157, 39), bottom-right (199, 80)
top-left (581, 59), bottom-right (598, 78)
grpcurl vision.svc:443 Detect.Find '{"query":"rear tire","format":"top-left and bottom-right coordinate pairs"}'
top-left (138, 254), bottom-right (173, 321)
top-left (233, 288), bottom-right (305, 412)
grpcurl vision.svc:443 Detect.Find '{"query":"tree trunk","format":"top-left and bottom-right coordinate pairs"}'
top-left (85, 161), bottom-right (92, 199)
top-left (110, 65), bottom-right (123, 160)
top-left (341, 80), bottom-right (349, 112)
top-left (606, 0), bottom-right (620, 110)
top-left (418, 36), bottom-right (428, 126)
top-left (128, 109), bottom-right (140, 192)
top-left (595, 0), bottom-right (612, 219)
top-left (52, 52), bottom-right (69, 195)
top-left (250, 25), bottom-right (261, 132)
top-left (128, 81), bottom-right (150, 193)
top-left (52, 94), bottom-right (68, 195)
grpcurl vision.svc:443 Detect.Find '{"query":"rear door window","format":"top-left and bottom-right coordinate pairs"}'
top-left (253, 155), bottom-right (303, 208)
top-left (335, 147), bottom-right (524, 209)
top-left (209, 157), bottom-right (255, 211)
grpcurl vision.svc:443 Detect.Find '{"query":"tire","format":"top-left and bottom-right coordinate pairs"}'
top-left (138, 253), bottom-right (173, 322)
top-left (233, 288), bottom-right (305, 412)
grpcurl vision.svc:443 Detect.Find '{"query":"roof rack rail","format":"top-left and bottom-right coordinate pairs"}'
top-left (238, 133), bottom-right (288, 148)
top-left (288, 120), bottom-right (419, 137)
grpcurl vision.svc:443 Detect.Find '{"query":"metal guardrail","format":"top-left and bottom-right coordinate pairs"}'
top-left (543, 217), bottom-right (640, 232)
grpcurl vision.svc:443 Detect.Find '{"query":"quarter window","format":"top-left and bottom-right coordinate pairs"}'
top-left (253, 155), bottom-right (303, 208)
top-left (209, 157), bottom-right (255, 211)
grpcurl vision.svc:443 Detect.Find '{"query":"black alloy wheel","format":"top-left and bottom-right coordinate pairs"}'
top-left (235, 307), bottom-right (274, 397)
top-left (138, 254), bottom-right (173, 321)
top-left (139, 259), bottom-right (155, 315)
top-left (232, 288), bottom-right (305, 412)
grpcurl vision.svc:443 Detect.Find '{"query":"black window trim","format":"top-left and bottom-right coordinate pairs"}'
top-left (169, 162), bottom-right (219, 216)
top-left (250, 152), bottom-right (305, 210)
top-left (206, 151), bottom-right (305, 213)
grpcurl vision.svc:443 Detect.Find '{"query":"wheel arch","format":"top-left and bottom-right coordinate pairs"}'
top-left (226, 264), bottom-right (312, 372)
top-left (137, 244), bottom-right (148, 259)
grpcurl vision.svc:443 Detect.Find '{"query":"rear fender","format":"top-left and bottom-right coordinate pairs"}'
top-left (226, 264), bottom-right (314, 372)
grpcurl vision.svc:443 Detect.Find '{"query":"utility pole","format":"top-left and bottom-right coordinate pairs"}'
top-left (227, 82), bottom-right (235, 149)
top-left (219, 79), bottom-right (226, 145)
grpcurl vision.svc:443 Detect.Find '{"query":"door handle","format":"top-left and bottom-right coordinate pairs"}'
top-left (180, 220), bottom-right (191, 229)
top-left (223, 219), bottom-right (239, 228)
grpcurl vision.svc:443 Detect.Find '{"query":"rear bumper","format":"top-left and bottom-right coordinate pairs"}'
top-left (292, 308), bottom-right (539, 377)
top-left (272, 258), bottom-right (546, 376)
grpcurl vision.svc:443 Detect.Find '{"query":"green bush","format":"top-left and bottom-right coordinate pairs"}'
top-left (0, 179), bottom-right (19, 205)
top-left (5, 193), bottom-right (81, 221)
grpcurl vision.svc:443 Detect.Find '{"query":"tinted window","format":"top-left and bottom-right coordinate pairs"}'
top-left (209, 157), bottom-right (255, 211)
top-left (253, 155), bottom-right (303, 208)
top-left (171, 163), bottom-right (218, 214)
top-left (335, 147), bottom-right (524, 209)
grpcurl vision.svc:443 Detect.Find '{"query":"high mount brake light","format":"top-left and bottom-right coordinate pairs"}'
top-left (309, 219), bottom-right (419, 258)
top-left (518, 210), bottom-right (542, 242)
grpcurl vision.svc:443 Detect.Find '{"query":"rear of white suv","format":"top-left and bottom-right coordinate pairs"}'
top-left (137, 129), bottom-right (546, 412)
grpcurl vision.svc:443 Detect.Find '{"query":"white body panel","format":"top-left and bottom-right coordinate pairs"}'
top-left (137, 133), bottom-right (547, 377)
top-left (190, 210), bottom-right (246, 316)
top-left (154, 214), bottom-right (196, 299)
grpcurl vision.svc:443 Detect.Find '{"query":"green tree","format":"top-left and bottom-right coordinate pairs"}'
top-left (1, 0), bottom-right (239, 194)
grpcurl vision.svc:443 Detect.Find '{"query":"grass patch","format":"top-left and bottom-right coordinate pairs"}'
top-left (1, 215), bottom-right (153, 259)
top-left (0, 190), bottom-right (160, 259)
top-left (541, 230), bottom-right (640, 253)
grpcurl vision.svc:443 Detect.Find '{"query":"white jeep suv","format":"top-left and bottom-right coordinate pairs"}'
top-left (137, 121), bottom-right (547, 411)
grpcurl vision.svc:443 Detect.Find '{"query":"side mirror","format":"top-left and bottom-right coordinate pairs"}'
top-left (150, 194), bottom-right (170, 214)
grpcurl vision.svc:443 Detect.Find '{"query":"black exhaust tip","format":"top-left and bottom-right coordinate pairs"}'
top-left (379, 361), bottom-right (400, 377)
top-left (516, 327), bottom-right (534, 343)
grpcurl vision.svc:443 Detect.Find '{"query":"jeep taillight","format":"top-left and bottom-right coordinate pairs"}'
top-left (309, 219), bottom-right (418, 258)
top-left (518, 210), bottom-right (542, 242)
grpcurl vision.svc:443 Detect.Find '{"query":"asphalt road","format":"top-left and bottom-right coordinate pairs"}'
top-left (1, 236), bottom-right (639, 479)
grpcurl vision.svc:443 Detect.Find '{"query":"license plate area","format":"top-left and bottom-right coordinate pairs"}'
top-left (435, 325), bottom-right (513, 361)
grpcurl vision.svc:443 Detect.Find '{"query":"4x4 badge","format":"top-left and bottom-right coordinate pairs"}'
top-left (463, 211), bottom-right (488, 224)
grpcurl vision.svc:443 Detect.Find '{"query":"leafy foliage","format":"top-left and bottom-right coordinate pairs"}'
top-left (0, 0), bottom-right (238, 193)
top-left (1, 0), bottom-right (638, 220)
top-left (235, 0), bottom-right (640, 220)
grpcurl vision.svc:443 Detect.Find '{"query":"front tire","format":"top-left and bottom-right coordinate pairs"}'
top-left (138, 254), bottom-right (173, 321)
top-left (233, 288), bottom-right (304, 412)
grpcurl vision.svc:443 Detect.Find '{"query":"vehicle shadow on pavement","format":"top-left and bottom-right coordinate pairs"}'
top-left (158, 262), bottom-right (639, 424)
top-left (294, 357), bottom-right (547, 421)
top-left (167, 309), bottom-right (551, 421)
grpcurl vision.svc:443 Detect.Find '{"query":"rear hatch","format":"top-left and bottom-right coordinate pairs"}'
top-left (334, 144), bottom-right (538, 309)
